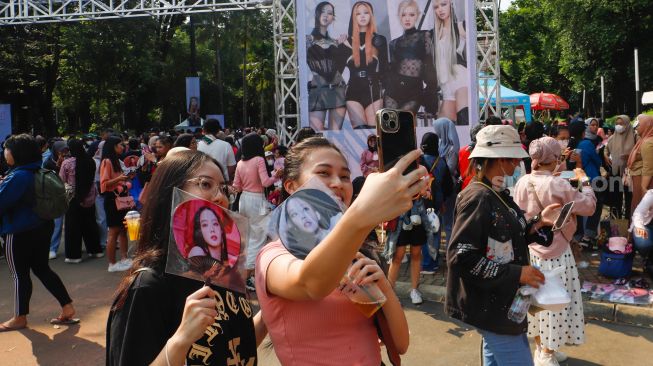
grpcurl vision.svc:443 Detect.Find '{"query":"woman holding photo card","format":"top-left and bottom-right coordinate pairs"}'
top-left (256, 137), bottom-right (427, 365)
top-left (384, 0), bottom-right (438, 114)
top-left (107, 151), bottom-right (265, 366)
top-left (343, 1), bottom-right (388, 128)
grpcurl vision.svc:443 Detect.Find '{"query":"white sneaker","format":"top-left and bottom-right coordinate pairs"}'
top-left (107, 262), bottom-right (127, 272)
top-left (88, 252), bottom-right (105, 258)
top-left (554, 351), bottom-right (568, 363)
top-left (49, 251), bottom-right (57, 260)
top-left (535, 351), bottom-right (560, 366)
top-left (119, 258), bottom-right (133, 267)
top-left (64, 258), bottom-right (82, 264)
top-left (409, 289), bottom-right (423, 305)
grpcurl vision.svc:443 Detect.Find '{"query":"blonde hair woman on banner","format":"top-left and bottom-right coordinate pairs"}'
top-left (307, 1), bottom-right (349, 131)
top-left (343, 1), bottom-right (388, 128)
top-left (384, 0), bottom-right (438, 114)
top-left (433, 0), bottom-right (468, 125)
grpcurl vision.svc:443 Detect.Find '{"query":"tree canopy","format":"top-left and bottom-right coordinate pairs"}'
top-left (0, 11), bottom-right (274, 135)
top-left (499, 0), bottom-right (653, 119)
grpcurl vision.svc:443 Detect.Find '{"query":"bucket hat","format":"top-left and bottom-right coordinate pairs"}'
top-left (469, 125), bottom-right (529, 159)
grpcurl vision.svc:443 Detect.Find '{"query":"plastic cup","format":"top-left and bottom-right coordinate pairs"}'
top-left (125, 210), bottom-right (141, 241)
top-left (340, 275), bottom-right (387, 318)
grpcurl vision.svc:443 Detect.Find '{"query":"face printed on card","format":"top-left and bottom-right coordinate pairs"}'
top-left (269, 177), bottom-right (344, 259)
top-left (166, 188), bottom-right (249, 293)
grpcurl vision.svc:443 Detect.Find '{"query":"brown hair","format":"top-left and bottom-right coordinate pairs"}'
top-left (282, 137), bottom-right (345, 197)
top-left (112, 151), bottom-right (222, 310)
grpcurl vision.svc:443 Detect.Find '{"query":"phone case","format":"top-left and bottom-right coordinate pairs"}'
top-left (376, 109), bottom-right (418, 173)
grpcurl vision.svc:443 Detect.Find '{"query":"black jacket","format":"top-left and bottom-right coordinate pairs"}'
top-left (445, 178), bottom-right (543, 335)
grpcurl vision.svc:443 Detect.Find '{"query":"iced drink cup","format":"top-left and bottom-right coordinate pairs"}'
top-left (340, 275), bottom-right (387, 318)
top-left (125, 210), bottom-right (141, 241)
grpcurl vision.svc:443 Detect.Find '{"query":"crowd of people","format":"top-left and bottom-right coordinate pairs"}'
top-left (0, 112), bottom-right (652, 366)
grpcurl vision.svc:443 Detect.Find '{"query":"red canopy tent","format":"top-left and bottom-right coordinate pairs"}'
top-left (530, 92), bottom-right (570, 111)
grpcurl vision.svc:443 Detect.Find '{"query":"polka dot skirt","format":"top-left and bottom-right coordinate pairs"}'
top-left (527, 246), bottom-right (585, 350)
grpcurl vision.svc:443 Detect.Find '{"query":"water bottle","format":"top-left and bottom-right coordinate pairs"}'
top-left (507, 286), bottom-right (535, 323)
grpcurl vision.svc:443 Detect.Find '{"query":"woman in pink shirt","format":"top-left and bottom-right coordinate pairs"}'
top-left (232, 133), bottom-right (281, 291)
top-left (256, 137), bottom-right (424, 365)
top-left (513, 136), bottom-right (596, 365)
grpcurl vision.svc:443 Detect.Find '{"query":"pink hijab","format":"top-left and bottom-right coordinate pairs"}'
top-left (627, 115), bottom-right (653, 168)
top-left (529, 136), bottom-right (561, 171)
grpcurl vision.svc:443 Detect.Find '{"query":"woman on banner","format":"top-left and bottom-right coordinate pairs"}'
top-left (384, 0), bottom-right (438, 114)
top-left (432, 0), bottom-right (469, 125)
top-left (307, 1), bottom-right (349, 131)
top-left (107, 151), bottom-right (266, 365)
top-left (343, 1), bottom-right (388, 128)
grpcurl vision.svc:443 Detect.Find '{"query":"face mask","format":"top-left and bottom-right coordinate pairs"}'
top-left (266, 159), bottom-right (274, 166)
top-left (86, 141), bottom-right (93, 146)
top-left (557, 139), bottom-right (568, 150)
top-left (615, 125), bottom-right (625, 134)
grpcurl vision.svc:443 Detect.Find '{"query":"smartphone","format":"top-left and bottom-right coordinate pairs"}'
top-left (142, 145), bottom-right (152, 154)
top-left (552, 201), bottom-right (575, 232)
top-left (376, 108), bottom-right (418, 174)
top-left (559, 171), bottom-right (575, 180)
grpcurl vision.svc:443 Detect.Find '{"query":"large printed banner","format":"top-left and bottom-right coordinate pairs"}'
top-left (297, 0), bottom-right (477, 177)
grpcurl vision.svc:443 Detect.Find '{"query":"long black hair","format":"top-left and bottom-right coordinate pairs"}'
top-left (192, 206), bottom-right (228, 263)
top-left (241, 133), bottom-right (265, 161)
top-left (102, 135), bottom-right (123, 172)
top-left (68, 139), bottom-right (95, 200)
top-left (312, 2), bottom-right (335, 40)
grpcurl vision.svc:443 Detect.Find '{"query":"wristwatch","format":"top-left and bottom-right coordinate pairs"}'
top-left (530, 213), bottom-right (542, 227)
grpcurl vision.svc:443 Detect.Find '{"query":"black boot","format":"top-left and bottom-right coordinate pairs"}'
top-left (456, 107), bottom-right (469, 126)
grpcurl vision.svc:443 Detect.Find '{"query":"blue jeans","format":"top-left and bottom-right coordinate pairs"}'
top-left (478, 330), bottom-right (533, 366)
top-left (49, 216), bottom-right (63, 253)
top-left (633, 223), bottom-right (653, 262)
top-left (421, 232), bottom-right (439, 271)
top-left (442, 193), bottom-right (456, 246)
top-left (95, 192), bottom-right (108, 248)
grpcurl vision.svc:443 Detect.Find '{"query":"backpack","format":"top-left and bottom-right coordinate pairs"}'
top-left (33, 168), bottom-right (69, 220)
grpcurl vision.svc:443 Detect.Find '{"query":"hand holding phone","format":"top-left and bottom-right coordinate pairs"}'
top-left (376, 109), bottom-right (418, 174)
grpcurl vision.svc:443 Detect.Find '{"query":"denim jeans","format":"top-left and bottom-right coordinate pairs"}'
top-left (95, 191), bottom-right (108, 248)
top-left (584, 189), bottom-right (604, 239)
top-left (49, 216), bottom-right (63, 253)
top-left (441, 193), bottom-right (456, 246)
top-left (478, 329), bottom-right (533, 366)
top-left (421, 232), bottom-right (439, 271)
top-left (633, 223), bottom-right (653, 262)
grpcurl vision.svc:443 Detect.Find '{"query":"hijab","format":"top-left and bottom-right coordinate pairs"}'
top-left (529, 137), bottom-right (561, 171)
top-left (606, 115), bottom-right (636, 175)
top-left (241, 133), bottom-right (265, 161)
top-left (433, 118), bottom-right (460, 174)
top-left (627, 115), bottom-right (653, 168)
top-left (420, 132), bottom-right (440, 157)
top-left (584, 118), bottom-right (599, 144)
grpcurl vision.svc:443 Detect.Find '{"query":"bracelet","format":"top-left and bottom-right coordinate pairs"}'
top-left (165, 341), bottom-right (171, 366)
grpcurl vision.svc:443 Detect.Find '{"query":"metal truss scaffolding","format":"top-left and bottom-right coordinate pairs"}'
top-left (272, 0), bottom-right (298, 145)
top-left (0, 0), bottom-right (272, 24)
top-left (476, 0), bottom-right (501, 121)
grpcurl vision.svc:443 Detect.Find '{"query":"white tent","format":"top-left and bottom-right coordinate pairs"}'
top-left (643, 91), bottom-right (653, 105)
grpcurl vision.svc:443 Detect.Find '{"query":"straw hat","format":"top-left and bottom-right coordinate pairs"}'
top-left (469, 125), bottom-right (528, 159)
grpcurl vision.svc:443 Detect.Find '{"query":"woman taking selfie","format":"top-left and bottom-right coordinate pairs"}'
top-left (107, 151), bottom-right (266, 365)
top-left (446, 125), bottom-right (560, 365)
top-left (256, 137), bottom-right (425, 365)
top-left (514, 137), bottom-right (596, 366)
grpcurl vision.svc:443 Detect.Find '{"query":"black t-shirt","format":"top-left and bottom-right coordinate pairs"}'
top-left (106, 269), bottom-right (257, 366)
